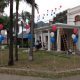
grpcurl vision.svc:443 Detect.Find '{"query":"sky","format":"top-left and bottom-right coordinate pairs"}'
top-left (4, 0), bottom-right (80, 34)
top-left (4, 0), bottom-right (80, 23)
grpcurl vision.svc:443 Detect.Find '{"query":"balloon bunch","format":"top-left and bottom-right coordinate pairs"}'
top-left (50, 25), bottom-right (57, 43)
top-left (27, 33), bottom-right (32, 40)
top-left (0, 24), bottom-right (3, 30)
top-left (0, 34), bottom-right (4, 43)
top-left (25, 18), bottom-right (32, 40)
top-left (25, 18), bottom-right (30, 34)
top-left (71, 28), bottom-right (78, 44)
top-left (25, 24), bottom-right (30, 34)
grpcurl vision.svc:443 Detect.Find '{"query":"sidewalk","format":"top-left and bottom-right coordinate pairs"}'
top-left (0, 74), bottom-right (53, 80)
top-left (0, 67), bottom-right (80, 79)
top-left (0, 73), bottom-right (80, 80)
top-left (0, 67), bottom-right (80, 74)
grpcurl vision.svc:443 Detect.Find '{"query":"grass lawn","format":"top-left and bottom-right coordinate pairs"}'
top-left (0, 49), bottom-right (80, 78)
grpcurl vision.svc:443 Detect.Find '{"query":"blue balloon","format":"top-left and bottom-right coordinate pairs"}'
top-left (73, 37), bottom-right (78, 43)
top-left (0, 39), bottom-right (2, 43)
top-left (1, 36), bottom-right (4, 40)
top-left (50, 37), bottom-right (55, 43)
top-left (28, 34), bottom-right (32, 40)
top-left (0, 35), bottom-right (5, 43)
top-left (76, 35), bottom-right (78, 38)
top-left (0, 35), bottom-right (2, 43)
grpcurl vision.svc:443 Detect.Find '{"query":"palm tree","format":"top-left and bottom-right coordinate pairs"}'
top-left (15, 0), bottom-right (38, 61)
top-left (0, 0), bottom-right (9, 13)
top-left (15, 0), bottom-right (19, 61)
top-left (8, 0), bottom-right (14, 65)
top-left (28, 0), bottom-right (35, 61)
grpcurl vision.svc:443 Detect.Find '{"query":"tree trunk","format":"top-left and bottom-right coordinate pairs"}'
top-left (15, 0), bottom-right (19, 61)
top-left (29, 0), bottom-right (35, 61)
top-left (8, 0), bottom-right (14, 65)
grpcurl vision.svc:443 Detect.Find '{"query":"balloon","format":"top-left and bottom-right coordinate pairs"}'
top-left (52, 25), bottom-right (57, 32)
top-left (42, 17), bottom-right (44, 19)
top-left (50, 37), bottom-right (55, 43)
top-left (50, 32), bottom-right (54, 37)
top-left (0, 34), bottom-right (4, 43)
top-left (28, 34), bottom-right (32, 40)
top-left (54, 12), bottom-right (55, 14)
top-left (47, 14), bottom-right (48, 16)
top-left (0, 39), bottom-right (2, 43)
top-left (51, 14), bottom-right (53, 16)
top-left (1, 36), bottom-right (4, 40)
top-left (73, 28), bottom-right (78, 34)
top-left (55, 8), bottom-right (57, 10)
top-left (26, 19), bottom-right (29, 24)
top-left (71, 34), bottom-right (76, 39)
top-left (73, 37), bottom-right (78, 43)
top-left (43, 14), bottom-right (45, 16)
top-left (0, 24), bottom-right (3, 30)
top-left (26, 28), bottom-right (30, 34)
top-left (52, 10), bottom-right (53, 12)
top-left (60, 5), bottom-right (62, 8)
top-left (18, 20), bottom-right (21, 24)
top-left (25, 24), bottom-right (30, 29)
top-left (76, 35), bottom-right (78, 38)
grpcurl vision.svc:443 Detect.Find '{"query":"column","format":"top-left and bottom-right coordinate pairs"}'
top-left (34, 33), bottom-right (37, 44)
top-left (41, 31), bottom-right (44, 49)
top-left (78, 28), bottom-right (80, 51)
top-left (57, 28), bottom-right (61, 51)
top-left (48, 30), bottom-right (51, 51)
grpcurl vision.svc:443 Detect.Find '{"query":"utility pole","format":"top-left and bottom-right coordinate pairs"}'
top-left (29, 0), bottom-right (35, 61)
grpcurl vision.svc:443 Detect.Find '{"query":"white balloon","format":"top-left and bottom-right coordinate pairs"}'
top-left (71, 34), bottom-right (76, 39)
top-left (18, 21), bottom-right (21, 24)
top-left (26, 28), bottom-right (30, 34)
top-left (50, 32), bottom-right (54, 37)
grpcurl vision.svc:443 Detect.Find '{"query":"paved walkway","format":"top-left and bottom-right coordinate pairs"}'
top-left (0, 74), bottom-right (52, 80)
top-left (0, 74), bottom-right (80, 80)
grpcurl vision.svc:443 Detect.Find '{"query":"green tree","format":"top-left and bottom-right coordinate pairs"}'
top-left (53, 10), bottom-right (67, 24)
top-left (0, 0), bottom-right (9, 13)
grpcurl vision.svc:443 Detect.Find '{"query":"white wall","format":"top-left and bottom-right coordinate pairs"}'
top-left (67, 5), bottom-right (80, 25)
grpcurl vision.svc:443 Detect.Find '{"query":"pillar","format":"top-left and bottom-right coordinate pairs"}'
top-left (41, 31), bottom-right (44, 49)
top-left (34, 33), bottom-right (37, 44)
top-left (57, 28), bottom-right (61, 51)
top-left (48, 30), bottom-right (51, 51)
top-left (78, 28), bottom-right (80, 51)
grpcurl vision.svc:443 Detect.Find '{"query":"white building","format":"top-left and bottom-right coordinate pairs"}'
top-left (34, 5), bottom-right (80, 52)
top-left (67, 5), bottom-right (80, 25)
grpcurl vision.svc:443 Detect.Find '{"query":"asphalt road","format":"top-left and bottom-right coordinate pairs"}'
top-left (0, 74), bottom-right (80, 80)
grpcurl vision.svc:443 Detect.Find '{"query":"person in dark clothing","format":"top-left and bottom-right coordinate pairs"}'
top-left (35, 40), bottom-right (42, 50)
top-left (38, 40), bottom-right (42, 49)
top-left (35, 40), bottom-right (39, 50)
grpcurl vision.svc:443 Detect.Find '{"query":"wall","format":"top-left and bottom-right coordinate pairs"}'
top-left (67, 5), bottom-right (80, 25)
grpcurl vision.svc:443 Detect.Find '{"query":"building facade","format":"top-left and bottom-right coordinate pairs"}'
top-left (67, 5), bottom-right (80, 25)
top-left (34, 5), bottom-right (80, 52)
